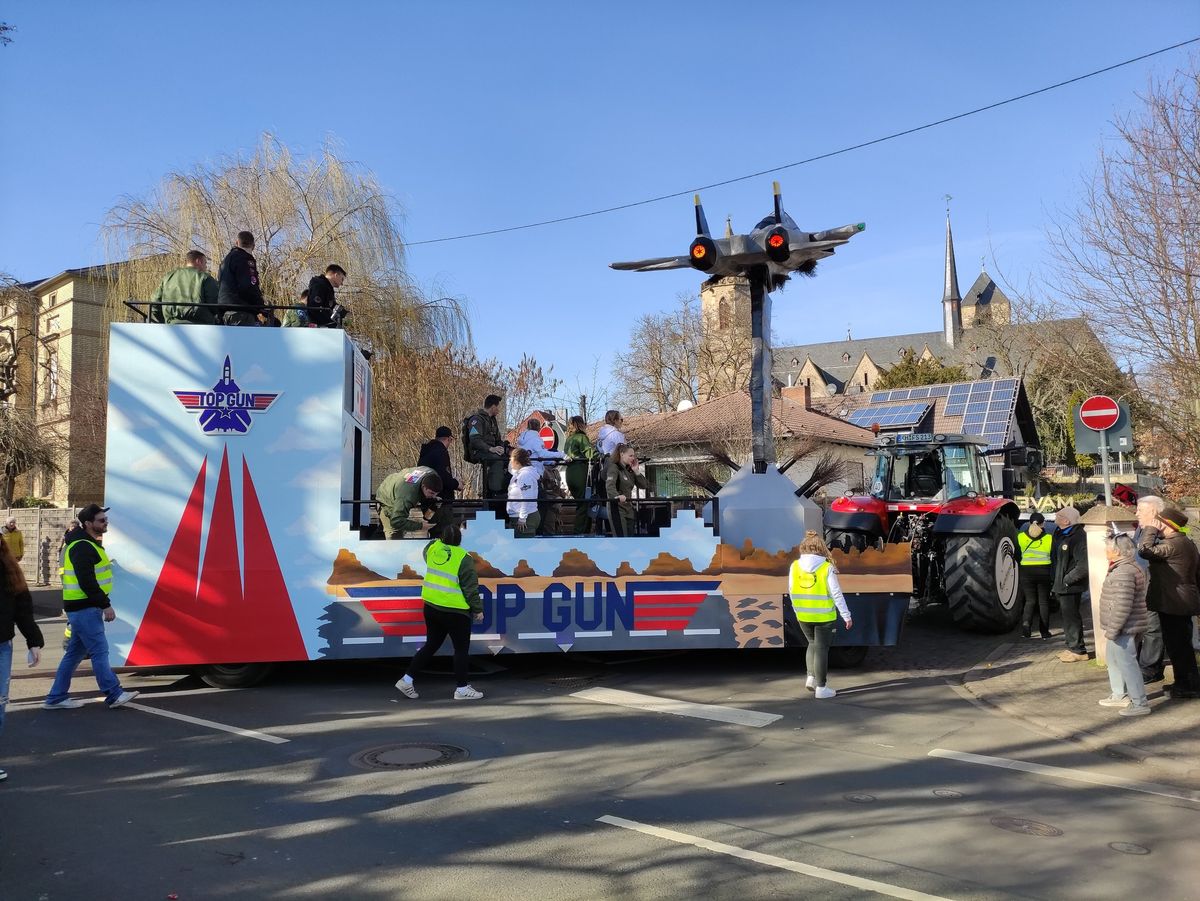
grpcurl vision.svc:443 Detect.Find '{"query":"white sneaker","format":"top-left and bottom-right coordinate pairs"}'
top-left (42, 698), bottom-right (85, 709)
top-left (1098, 696), bottom-right (1129, 708)
top-left (454, 686), bottom-right (483, 701)
top-left (805, 675), bottom-right (816, 691)
top-left (395, 678), bottom-right (419, 699)
top-left (108, 690), bottom-right (139, 708)
top-left (814, 686), bottom-right (836, 700)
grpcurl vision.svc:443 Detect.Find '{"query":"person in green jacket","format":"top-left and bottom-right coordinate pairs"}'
top-left (149, 251), bottom-right (220, 325)
top-left (377, 467), bottom-right (443, 539)
top-left (605, 443), bottom-right (648, 537)
top-left (563, 415), bottom-right (595, 534)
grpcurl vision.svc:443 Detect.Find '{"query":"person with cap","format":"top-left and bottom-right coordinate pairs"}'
top-left (42, 504), bottom-right (139, 710)
top-left (1097, 532), bottom-right (1152, 716)
top-left (417, 427), bottom-right (460, 505)
top-left (376, 468), bottom-right (444, 540)
top-left (1137, 501), bottom-right (1200, 699)
top-left (1051, 506), bottom-right (1091, 662)
top-left (1018, 512), bottom-right (1054, 639)
top-left (1, 516), bottom-right (23, 563)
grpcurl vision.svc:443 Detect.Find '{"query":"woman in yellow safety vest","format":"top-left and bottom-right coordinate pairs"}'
top-left (394, 524), bottom-right (485, 701)
top-left (789, 531), bottom-right (853, 699)
top-left (1018, 512), bottom-right (1055, 640)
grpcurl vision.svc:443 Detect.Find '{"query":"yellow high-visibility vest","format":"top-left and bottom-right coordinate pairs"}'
top-left (62, 539), bottom-right (112, 602)
top-left (789, 560), bottom-right (837, 623)
top-left (1018, 531), bottom-right (1053, 566)
top-left (420, 540), bottom-right (469, 610)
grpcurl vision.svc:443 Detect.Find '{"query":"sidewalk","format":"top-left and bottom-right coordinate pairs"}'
top-left (961, 629), bottom-right (1200, 786)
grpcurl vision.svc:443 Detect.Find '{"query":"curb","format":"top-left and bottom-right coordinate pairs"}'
top-left (957, 644), bottom-right (1200, 784)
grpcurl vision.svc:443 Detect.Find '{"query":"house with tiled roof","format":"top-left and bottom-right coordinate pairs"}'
top-left (623, 385), bottom-right (877, 499)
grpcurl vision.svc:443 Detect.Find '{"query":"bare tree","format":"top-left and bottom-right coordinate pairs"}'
top-left (1048, 66), bottom-right (1200, 493)
top-left (0, 22), bottom-right (14, 46)
top-left (615, 291), bottom-right (751, 414)
top-left (668, 433), bottom-right (856, 499)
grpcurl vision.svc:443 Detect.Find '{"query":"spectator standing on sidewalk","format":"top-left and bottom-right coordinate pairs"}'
top-left (394, 524), bottom-right (485, 701)
top-left (0, 536), bottom-right (43, 781)
top-left (1134, 497), bottom-right (1165, 683)
top-left (2, 517), bottom-right (24, 563)
top-left (1018, 512), bottom-right (1054, 639)
top-left (1097, 533), bottom-right (1151, 716)
top-left (42, 504), bottom-right (138, 711)
top-left (789, 531), bottom-right (853, 699)
top-left (1137, 504), bottom-right (1200, 700)
top-left (1051, 506), bottom-right (1090, 662)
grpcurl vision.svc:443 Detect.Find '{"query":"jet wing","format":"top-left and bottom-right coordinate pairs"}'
top-left (609, 256), bottom-right (691, 272)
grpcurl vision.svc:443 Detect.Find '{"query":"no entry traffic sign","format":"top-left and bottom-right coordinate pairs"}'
top-left (539, 425), bottom-right (556, 450)
top-left (1079, 395), bottom-right (1120, 431)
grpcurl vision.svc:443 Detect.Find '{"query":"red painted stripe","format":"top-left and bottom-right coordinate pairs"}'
top-left (368, 611), bottom-right (426, 624)
top-left (362, 599), bottom-right (424, 612)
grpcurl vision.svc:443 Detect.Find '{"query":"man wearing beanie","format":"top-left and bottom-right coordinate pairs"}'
top-left (1051, 506), bottom-right (1090, 661)
top-left (1137, 501), bottom-right (1200, 699)
top-left (1018, 512), bottom-right (1055, 639)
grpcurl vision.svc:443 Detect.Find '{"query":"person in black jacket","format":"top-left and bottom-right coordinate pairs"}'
top-left (1050, 506), bottom-right (1091, 661)
top-left (1, 535), bottom-right (43, 782)
top-left (417, 426), bottom-right (460, 504)
top-left (306, 264), bottom-right (346, 327)
top-left (1137, 503), bottom-right (1200, 699)
top-left (218, 231), bottom-right (266, 326)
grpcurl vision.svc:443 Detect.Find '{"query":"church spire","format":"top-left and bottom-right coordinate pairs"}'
top-left (942, 203), bottom-right (963, 347)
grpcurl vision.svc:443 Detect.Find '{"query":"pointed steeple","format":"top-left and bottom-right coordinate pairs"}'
top-left (724, 215), bottom-right (734, 238)
top-left (942, 210), bottom-right (963, 347)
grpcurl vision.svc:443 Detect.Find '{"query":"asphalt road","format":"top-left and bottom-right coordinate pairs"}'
top-left (2, 616), bottom-right (1196, 901)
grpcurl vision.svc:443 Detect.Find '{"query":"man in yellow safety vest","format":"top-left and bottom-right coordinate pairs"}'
top-left (42, 504), bottom-right (138, 710)
top-left (1018, 512), bottom-right (1055, 640)
top-left (394, 523), bottom-right (485, 700)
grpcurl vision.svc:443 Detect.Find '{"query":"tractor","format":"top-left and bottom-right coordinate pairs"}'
top-left (824, 432), bottom-right (1023, 633)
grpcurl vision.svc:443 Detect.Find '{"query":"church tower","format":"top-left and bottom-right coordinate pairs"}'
top-left (942, 213), bottom-right (963, 347)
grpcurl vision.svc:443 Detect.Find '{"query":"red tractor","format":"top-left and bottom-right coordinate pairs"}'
top-left (824, 433), bottom-right (1022, 633)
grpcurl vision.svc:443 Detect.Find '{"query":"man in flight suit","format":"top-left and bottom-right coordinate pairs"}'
top-left (467, 395), bottom-right (507, 507)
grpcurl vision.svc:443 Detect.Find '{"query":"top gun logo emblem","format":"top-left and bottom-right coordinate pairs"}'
top-left (174, 356), bottom-right (280, 434)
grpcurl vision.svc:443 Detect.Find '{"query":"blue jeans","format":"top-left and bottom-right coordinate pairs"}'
top-left (0, 639), bottom-right (11, 736)
top-left (46, 608), bottom-right (123, 705)
top-left (1106, 632), bottom-right (1148, 707)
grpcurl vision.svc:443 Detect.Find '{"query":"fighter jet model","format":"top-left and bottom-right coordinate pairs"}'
top-left (610, 182), bottom-right (865, 289)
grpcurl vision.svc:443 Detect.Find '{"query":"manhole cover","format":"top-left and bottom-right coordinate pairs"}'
top-left (989, 816), bottom-right (1063, 837)
top-left (844, 793), bottom-right (876, 804)
top-left (933, 789), bottom-right (963, 799)
top-left (349, 743), bottom-right (470, 771)
top-left (1108, 842), bottom-right (1150, 856)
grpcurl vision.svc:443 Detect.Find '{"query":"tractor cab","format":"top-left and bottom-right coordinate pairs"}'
top-left (869, 434), bottom-right (994, 505)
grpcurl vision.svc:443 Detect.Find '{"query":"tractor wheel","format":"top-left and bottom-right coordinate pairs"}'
top-left (197, 663), bottom-right (274, 689)
top-left (825, 528), bottom-right (873, 553)
top-left (942, 516), bottom-right (1021, 633)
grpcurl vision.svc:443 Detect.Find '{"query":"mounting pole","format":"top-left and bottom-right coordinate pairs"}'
top-left (748, 265), bottom-right (774, 473)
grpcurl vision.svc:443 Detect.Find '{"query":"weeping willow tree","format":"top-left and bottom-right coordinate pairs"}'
top-left (102, 133), bottom-right (487, 472)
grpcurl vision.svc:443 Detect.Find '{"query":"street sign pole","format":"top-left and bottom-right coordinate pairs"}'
top-left (1099, 428), bottom-right (1113, 507)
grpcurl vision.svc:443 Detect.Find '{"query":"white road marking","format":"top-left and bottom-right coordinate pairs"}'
top-left (629, 629), bottom-right (667, 637)
top-left (928, 748), bottom-right (1200, 804)
top-left (683, 628), bottom-right (721, 636)
top-left (572, 687), bottom-right (780, 728)
top-left (597, 815), bottom-right (957, 901)
top-left (126, 702), bottom-right (289, 744)
top-left (343, 637), bottom-right (384, 645)
top-left (574, 630), bottom-right (613, 638)
top-left (518, 632), bottom-right (556, 640)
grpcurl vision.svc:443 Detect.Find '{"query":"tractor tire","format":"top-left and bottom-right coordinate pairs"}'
top-left (942, 516), bottom-right (1021, 633)
top-left (825, 528), bottom-right (871, 553)
top-left (197, 663), bottom-right (274, 689)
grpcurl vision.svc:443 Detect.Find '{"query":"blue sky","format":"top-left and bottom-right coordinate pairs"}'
top-left (1, 2), bottom-right (1196, 400)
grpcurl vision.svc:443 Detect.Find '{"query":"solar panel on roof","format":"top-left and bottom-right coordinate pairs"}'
top-left (929, 385), bottom-right (951, 397)
top-left (907, 387), bottom-right (931, 399)
top-left (846, 402), bottom-right (932, 430)
top-left (870, 392), bottom-right (890, 403)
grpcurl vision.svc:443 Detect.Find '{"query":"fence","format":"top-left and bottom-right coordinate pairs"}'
top-left (1, 507), bottom-right (77, 586)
